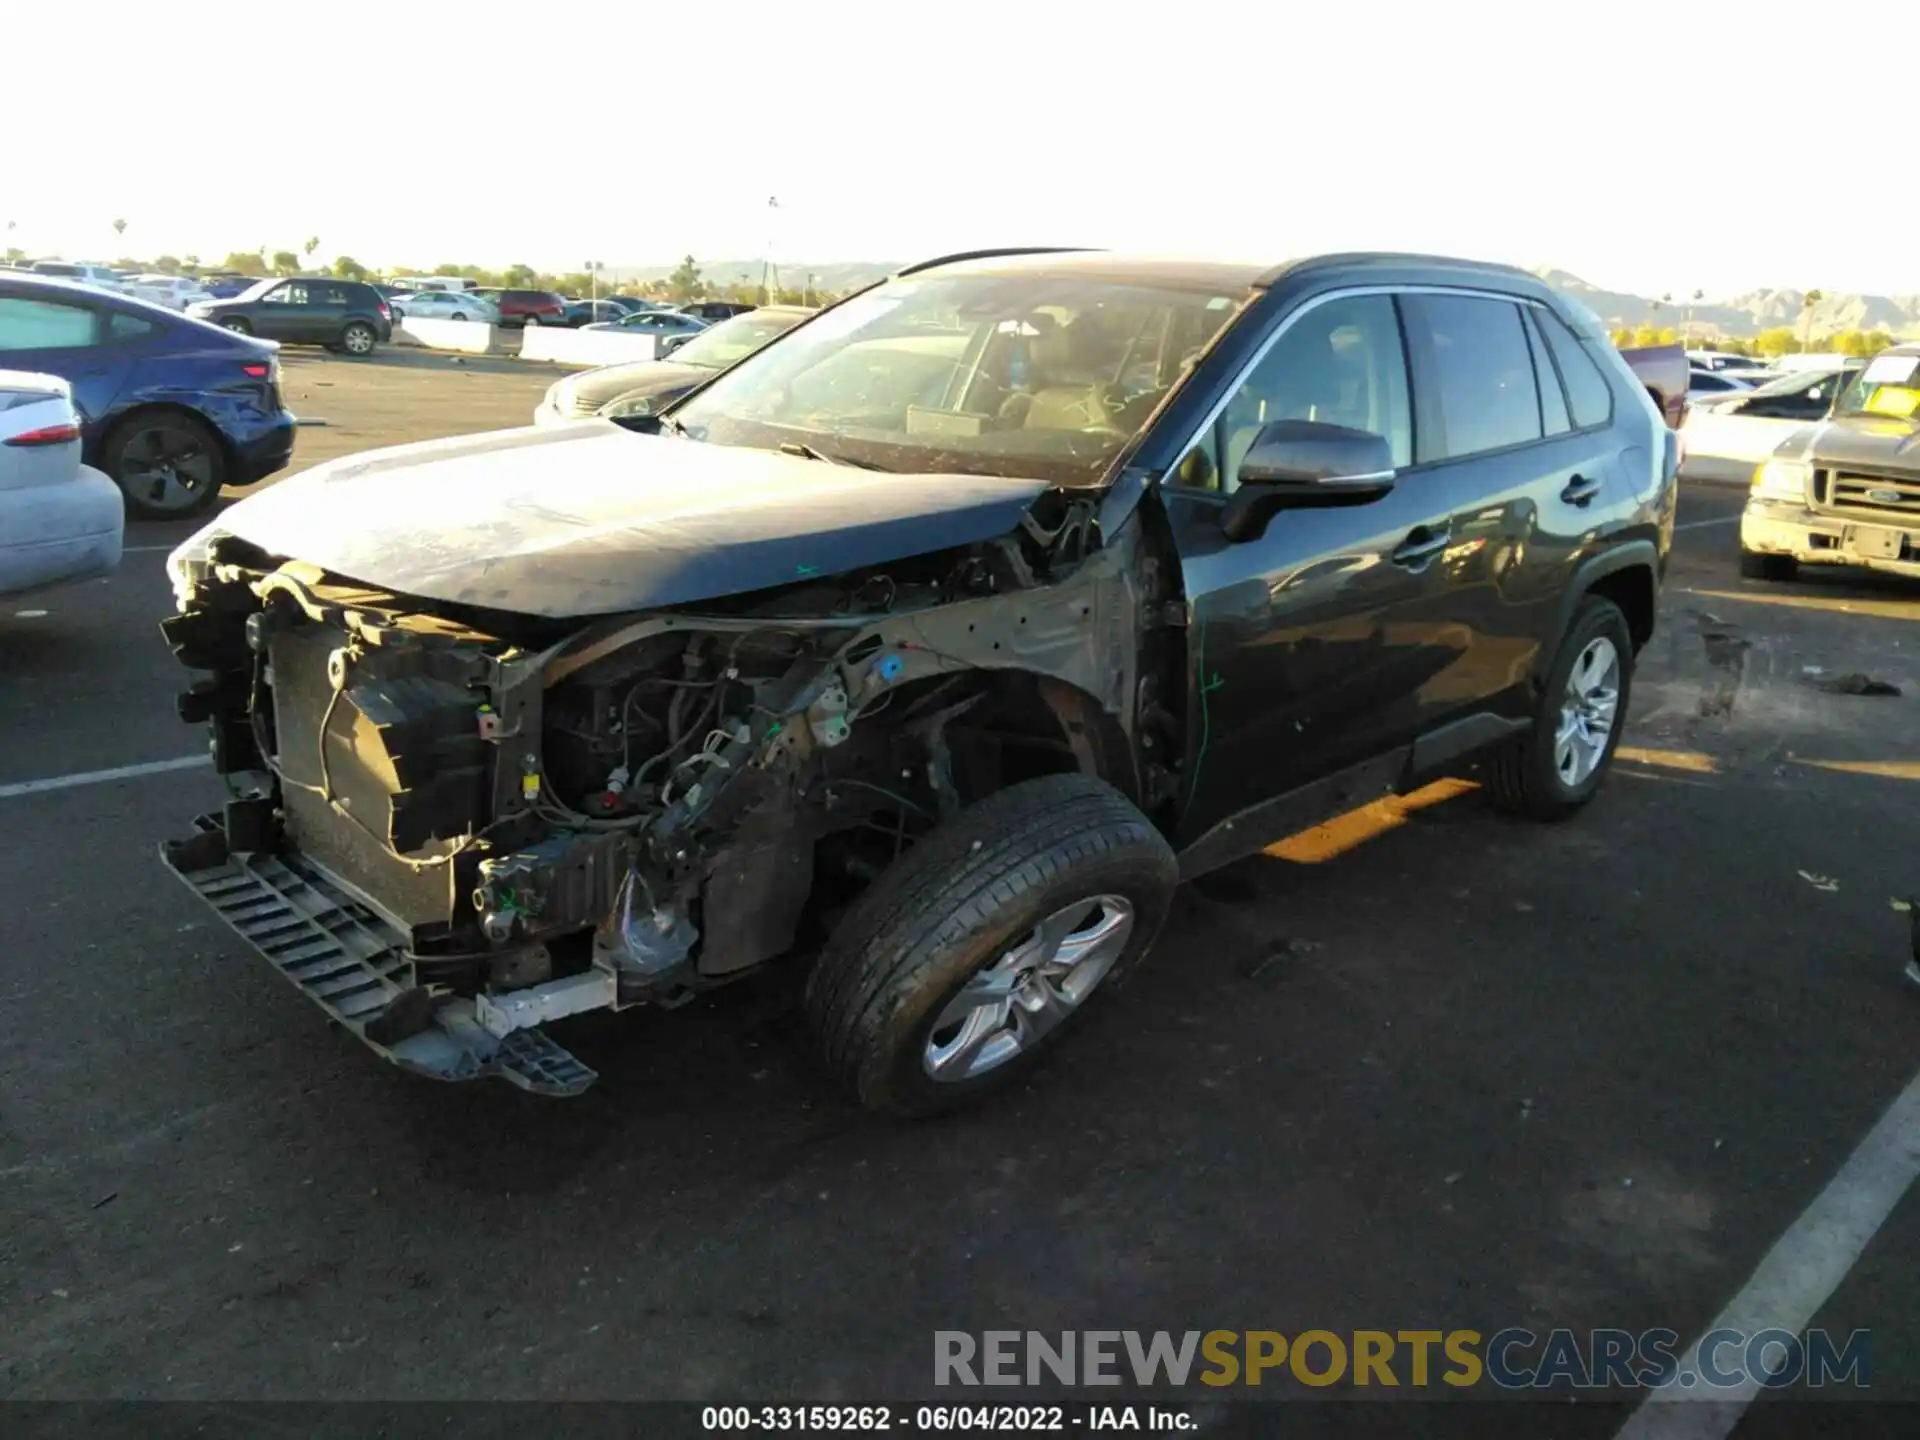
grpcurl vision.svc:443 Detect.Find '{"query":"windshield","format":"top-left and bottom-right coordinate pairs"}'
top-left (1747, 369), bottom-right (1844, 399)
top-left (670, 271), bottom-right (1248, 485)
top-left (669, 309), bottom-right (809, 369)
top-left (1836, 353), bottom-right (1920, 420)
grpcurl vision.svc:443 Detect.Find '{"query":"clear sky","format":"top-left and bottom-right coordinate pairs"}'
top-left (10, 1), bottom-right (1914, 299)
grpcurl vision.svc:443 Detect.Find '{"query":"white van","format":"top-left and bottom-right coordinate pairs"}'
top-left (391, 275), bottom-right (477, 293)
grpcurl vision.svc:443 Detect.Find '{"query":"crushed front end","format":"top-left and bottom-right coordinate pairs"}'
top-left (157, 497), bottom-right (1158, 1095)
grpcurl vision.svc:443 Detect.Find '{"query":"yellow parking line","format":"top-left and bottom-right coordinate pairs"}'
top-left (1794, 758), bottom-right (1920, 782)
top-left (1265, 777), bottom-right (1479, 864)
top-left (1689, 588), bottom-right (1920, 624)
top-left (1615, 746), bottom-right (1718, 774)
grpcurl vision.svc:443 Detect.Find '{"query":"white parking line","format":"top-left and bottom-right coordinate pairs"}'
top-left (1615, 1064), bottom-right (1920, 1439)
top-left (1675, 517), bottom-right (1740, 532)
top-left (0, 754), bottom-right (210, 800)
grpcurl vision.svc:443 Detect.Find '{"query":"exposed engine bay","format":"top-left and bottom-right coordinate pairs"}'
top-left (158, 491), bottom-right (1184, 1093)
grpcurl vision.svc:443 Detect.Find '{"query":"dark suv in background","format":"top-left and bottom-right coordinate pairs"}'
top-left (188, 278), bottom-right (392, 356)
top-left (676, 300), bottom-right (756, 322)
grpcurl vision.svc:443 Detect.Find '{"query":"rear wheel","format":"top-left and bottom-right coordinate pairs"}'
top-left (522, 313), bottom-right (541, 328)
top-left (341, 321), bottom-right (376, 356)
top-left (1739, 549), bottom-right (1797, 582)
top-left (805, 773), bottom-right (1178, 1116)
top-left (1484, 596), bottom-right (1633, 821)
top-left (104, 411), bottom-right (227, 520)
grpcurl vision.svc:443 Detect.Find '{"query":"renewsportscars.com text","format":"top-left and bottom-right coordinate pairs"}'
top-left (935, 1328), bottom-right (1871, 1391)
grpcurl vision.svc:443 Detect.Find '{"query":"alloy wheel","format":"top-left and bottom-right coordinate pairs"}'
top-left (119, 423), bottom-right (218, 515)
top-left (1553, 636), bottom-right (1620, 788)
top-left (922, 895), bottom-right (1135, 1082)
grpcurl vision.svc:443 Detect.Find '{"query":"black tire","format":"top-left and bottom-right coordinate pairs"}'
top-left (1739, 549), bottom-right (1797, 582)
top-left (805, 773), bottom-right (1178, 1117)
top-left (340, 321), bottom-right (377, 357)
top-left (103, 411), bottom-right (227, 521)
top-left (219, 317), bottom-right (252, 335)
top-left (1484, 596), bottom-right (1634, 822)
top-left (450, 312), bottom-right (468, 322)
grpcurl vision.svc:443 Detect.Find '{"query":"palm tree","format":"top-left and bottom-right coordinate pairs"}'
top-left (304, 236), bottom-right (320, 263)
top-left (1801, 290), bottom-right (1824, 353)
top-left (1683, 288), bottom-right (1703, 343)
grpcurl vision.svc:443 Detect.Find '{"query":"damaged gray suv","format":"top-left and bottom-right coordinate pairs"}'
top-left (160, 248), bottom-right (1677, 1114)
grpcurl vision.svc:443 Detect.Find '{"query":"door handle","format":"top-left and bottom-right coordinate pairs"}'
top-left (1561, 474), bottom-right (1604, 507)
top-left (1390, 527), bottom-right (1450, 570)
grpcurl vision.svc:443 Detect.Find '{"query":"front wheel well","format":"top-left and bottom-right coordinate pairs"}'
top-left (867, 670), bottom-right (1139, 810)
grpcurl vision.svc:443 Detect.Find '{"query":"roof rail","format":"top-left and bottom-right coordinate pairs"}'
top-left (893, 246), bottom-right (1101, 277)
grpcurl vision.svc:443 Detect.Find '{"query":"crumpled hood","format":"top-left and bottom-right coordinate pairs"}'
top-left (1778, 413), bottom-right (1920, 474)
top-left (201, 422), bottom-right (1053, 618)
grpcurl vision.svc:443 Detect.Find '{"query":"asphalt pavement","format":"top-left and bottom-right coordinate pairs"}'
top-left (4, 371), bottom-right (1919, 1436)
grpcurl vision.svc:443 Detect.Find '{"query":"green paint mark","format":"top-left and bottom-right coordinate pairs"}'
top-left (1188, 615), bottom-right (1224, 806)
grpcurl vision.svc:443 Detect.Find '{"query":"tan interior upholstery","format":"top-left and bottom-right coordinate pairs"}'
top-left (1020, 316), bottom-right (1113, 430)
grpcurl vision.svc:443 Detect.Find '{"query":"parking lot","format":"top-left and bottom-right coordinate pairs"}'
top-left (5, 353), bottom-right (1920, 1433)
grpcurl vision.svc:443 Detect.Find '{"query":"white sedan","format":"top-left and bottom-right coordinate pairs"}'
top-left (1680, 366), bottom-right (1859, 483)
top-left (125, 274), bottom-right (215, 310)
top-left (394, 290), bottom-right (499, 323)
top-left (0, 371), bottom-right (123, 598)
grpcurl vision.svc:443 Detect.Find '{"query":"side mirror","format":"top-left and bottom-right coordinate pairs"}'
top-left (1219, 420), bottom-right (1396, 542)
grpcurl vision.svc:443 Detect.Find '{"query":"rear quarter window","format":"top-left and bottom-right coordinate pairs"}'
top-left (1533, 306), bottom-right (1614, 430)
top-left (107, 311), bottom-right (159, 343)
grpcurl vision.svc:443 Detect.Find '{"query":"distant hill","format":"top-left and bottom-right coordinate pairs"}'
top-left (1532, 268), bottom-right (1920, 339)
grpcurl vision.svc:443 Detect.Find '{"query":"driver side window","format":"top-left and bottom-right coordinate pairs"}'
top-left (1172, 294), bottom-right (1413, 493)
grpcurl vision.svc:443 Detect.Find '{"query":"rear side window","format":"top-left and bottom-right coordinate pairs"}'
top-left (1533, 306), bottom-right (1613, 429)
top-left (1410, 295), bottom-right (1541, 460)
top-left (1520, 308), bottom-right (1572, 436)
top-left (0, 296), bottom-right (99, 350)
top-left (108, 311), bottom-right (158, 342)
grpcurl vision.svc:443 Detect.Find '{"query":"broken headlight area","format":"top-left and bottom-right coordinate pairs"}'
top-left (153, 520), bottom-right (1134, 1090)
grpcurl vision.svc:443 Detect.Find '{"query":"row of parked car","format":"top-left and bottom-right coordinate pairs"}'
top-left (4, 261), bottom-right (759, 361)
top-left (0, 263), bottom-right (818, 601)
top-left (386, 286), bottom-right (750, 345)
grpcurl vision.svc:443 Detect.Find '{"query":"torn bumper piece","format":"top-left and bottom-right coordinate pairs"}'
top-left (159, 815), bottom-right (599, 1096)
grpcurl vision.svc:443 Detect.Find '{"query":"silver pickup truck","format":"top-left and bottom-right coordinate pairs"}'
top-left (1739, 345), bottom-right (1920, 581)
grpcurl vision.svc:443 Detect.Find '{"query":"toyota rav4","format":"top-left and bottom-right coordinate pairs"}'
top-left (159, 249), bottom-right (1676, 1115)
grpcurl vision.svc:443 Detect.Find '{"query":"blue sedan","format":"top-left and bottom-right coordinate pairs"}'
top-left (0, 275), bottom-right (295, 519)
